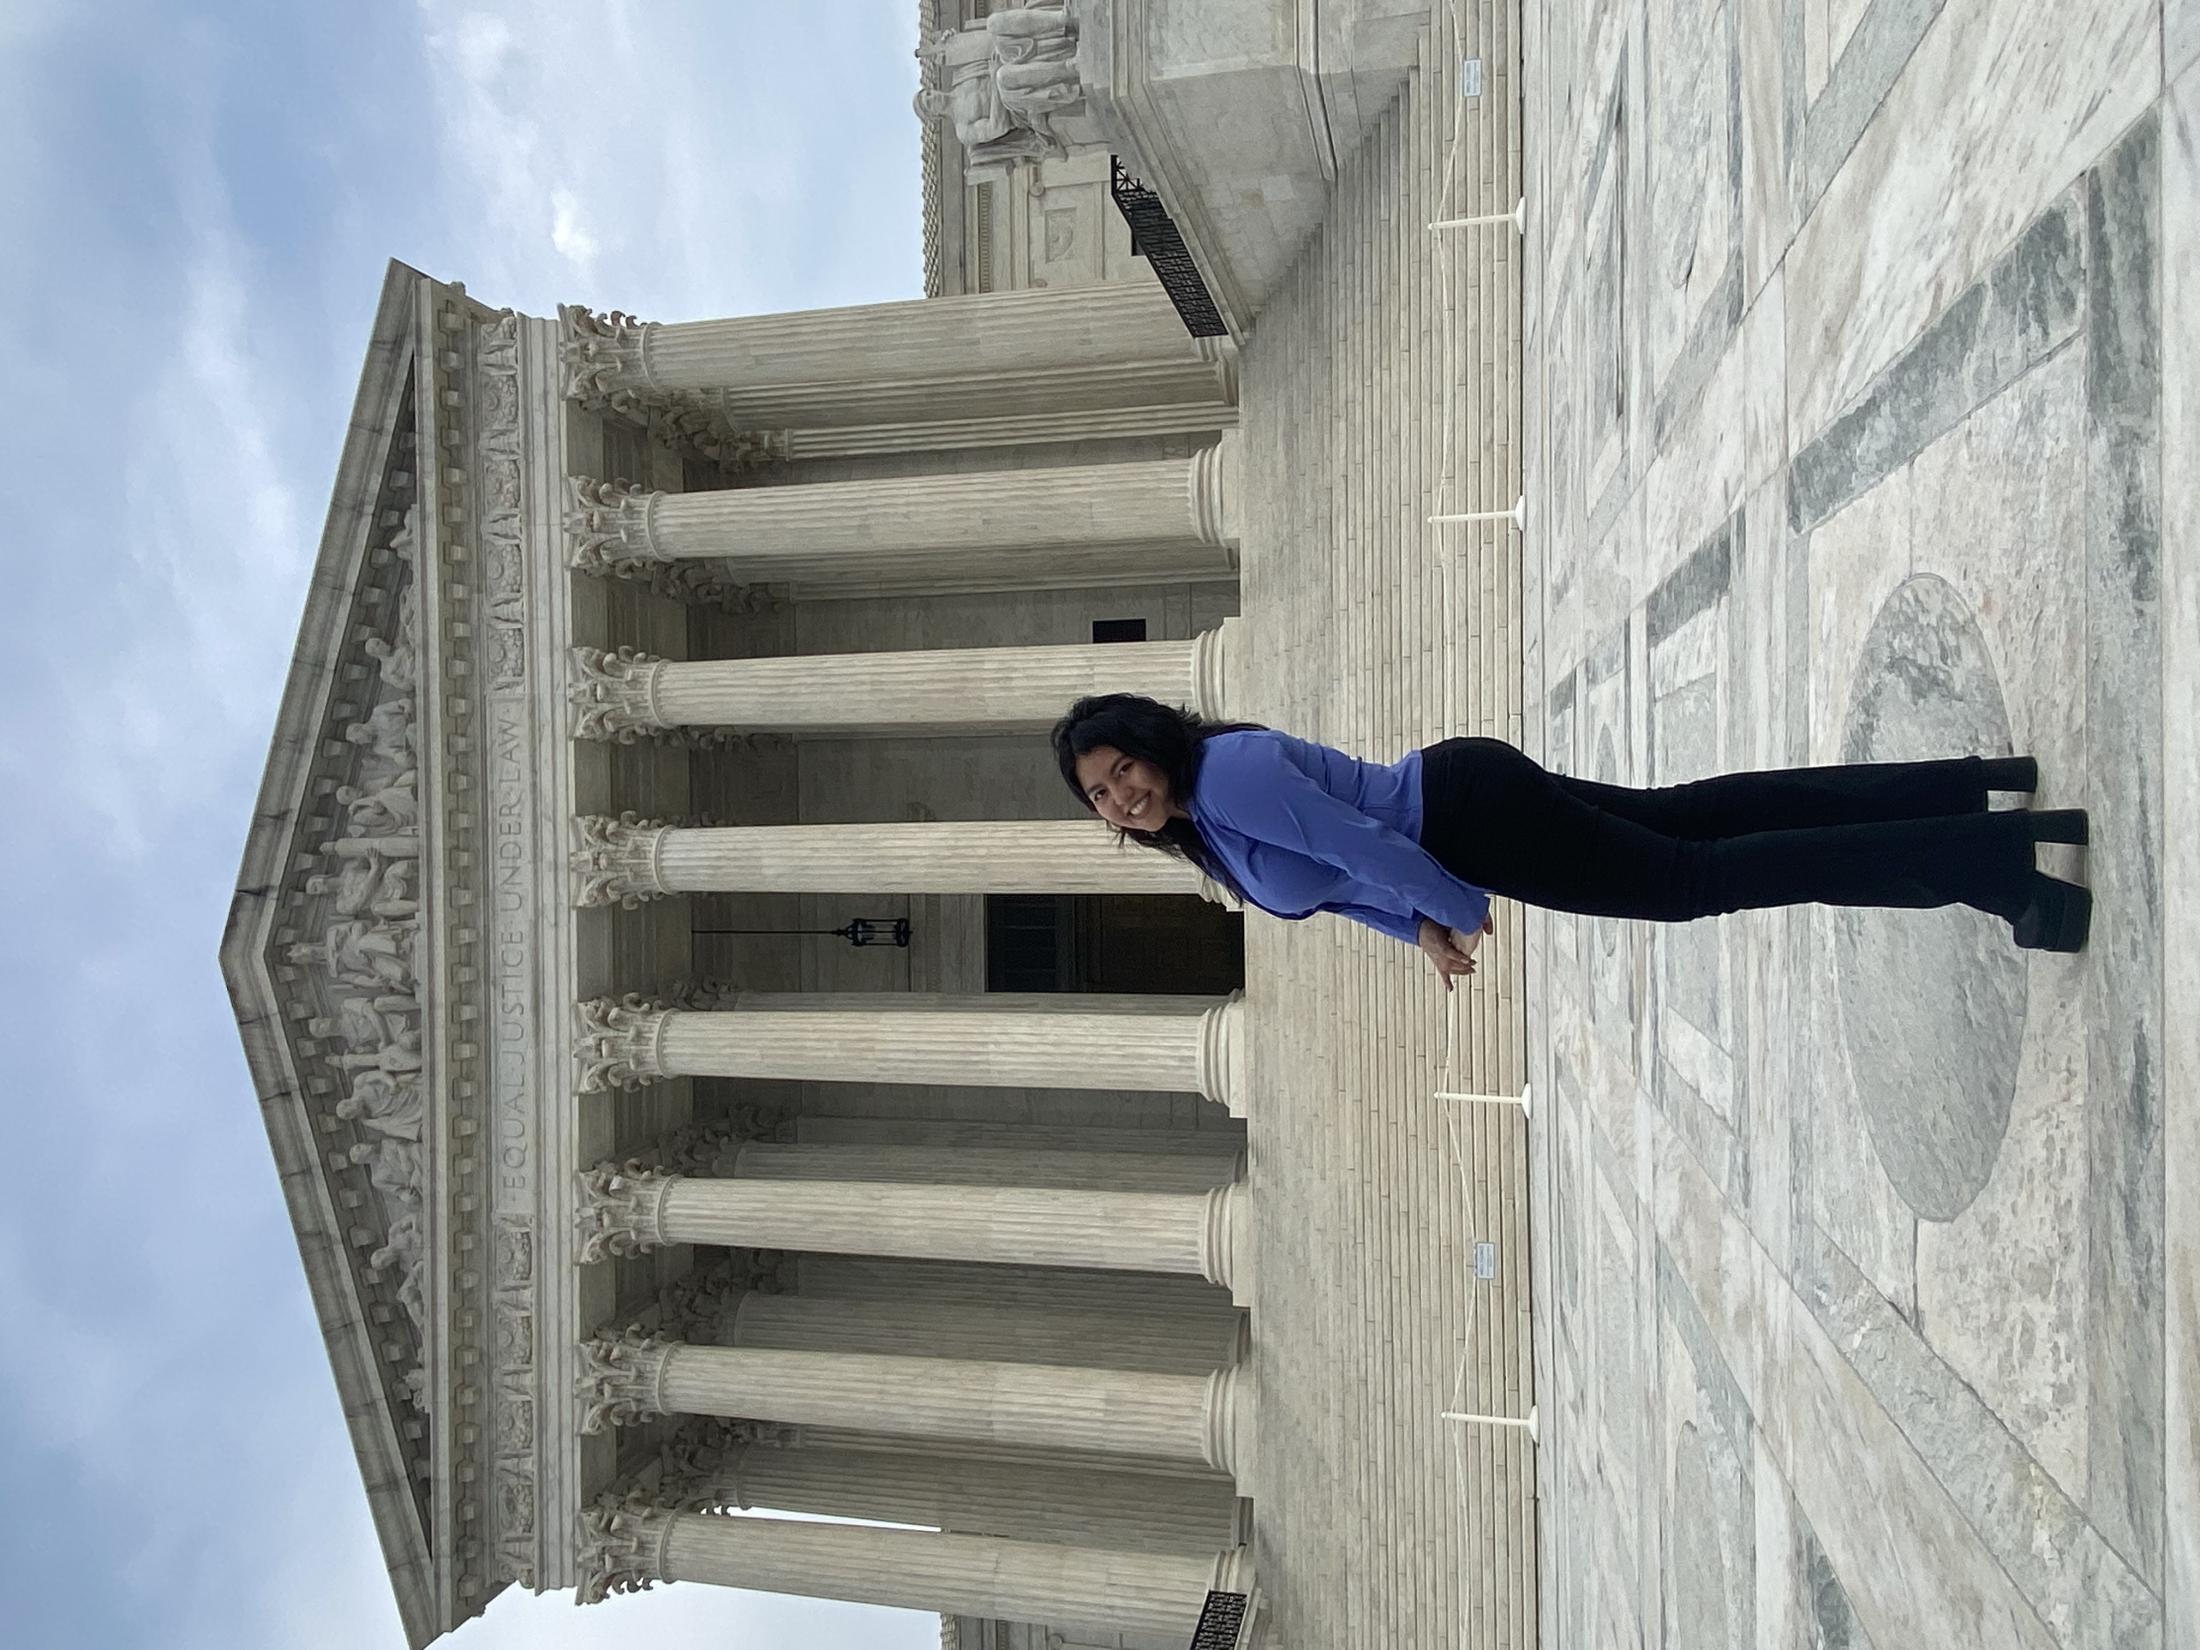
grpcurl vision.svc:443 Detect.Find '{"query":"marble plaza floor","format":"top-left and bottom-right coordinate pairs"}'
top-left (1234, 0), bottom-right (2195, 1646)
top-left (1517, 2), bottom-right (2197, 1649)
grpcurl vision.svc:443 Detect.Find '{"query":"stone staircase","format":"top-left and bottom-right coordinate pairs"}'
top-left (1234, 4), bottom-right (1532, 1648)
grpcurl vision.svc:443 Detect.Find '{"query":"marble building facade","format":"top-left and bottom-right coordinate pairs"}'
top-left (221, 262), bottom-right (1273, 1648)
top-left (225, 0), bottom-right (2198, 1646)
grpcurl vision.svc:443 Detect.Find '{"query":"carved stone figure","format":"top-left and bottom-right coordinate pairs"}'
top-left (289, 917), bottom-right (417, 992)
top-left (351, 1136), bottom-right (425, 1203)
top-left (310, 992), bottom-right (421, 1066)
top-left (365, 578), bottom-right (419, 691)
top-left (915, 2), bottom-right (1079, 169)
top-left (373, 1209), bottom-right (423, 1276)
top-left (339, 1070), bottom-right (425, 1142)
top-left (344, 698), bottom-right (415, 773)
top-left (363, 634), bottom-right (416, 692)
top-left (337, 773), bottom-right (420, 838)
top-left (333, 1039), bottom-right (424, 1078)
top-left (395, 1265), bottom-right (426, 1330)
top-left (326, 831), bottom-right (420, 861)
top-left (307, 850), bottom-right (417, 919)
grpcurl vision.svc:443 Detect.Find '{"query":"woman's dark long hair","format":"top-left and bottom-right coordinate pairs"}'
top-left (1050, 693), bottom-right (1266, 899)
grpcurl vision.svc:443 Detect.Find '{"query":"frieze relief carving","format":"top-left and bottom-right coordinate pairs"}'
top-left (286, 503), bottom-right (435, 1400)
top-left (477, 311), bottom-right (528, 693)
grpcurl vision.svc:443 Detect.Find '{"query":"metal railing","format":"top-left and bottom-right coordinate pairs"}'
top-left (1109, 157), bottom-right (1231, 338)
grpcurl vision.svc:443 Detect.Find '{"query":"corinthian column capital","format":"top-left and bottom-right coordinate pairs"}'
top-left (565, 476), bottom-right (667, 573)
top-left (658, 1110), bottom-right (794, 1177)
top-left (569, 646), bottom-right (670, 741)
top-left (577, 1328), bottom-right (679, 1434)
top-left (575, 1162), bottom-right (679, 1261)
top-left (574, 1488), bottom-right (677, 1604)
top-left (654, 1416), bottom-right (797, 1512)
top-left (574, 995), bottom-right (675, 1092)
top-left (558, 303), bottom-right (657, 405)
top-left (571, 813), bottom-right (673, 909)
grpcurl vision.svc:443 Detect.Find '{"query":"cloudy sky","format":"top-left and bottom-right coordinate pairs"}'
top-left (0, 2), bottom-right (939, 1645)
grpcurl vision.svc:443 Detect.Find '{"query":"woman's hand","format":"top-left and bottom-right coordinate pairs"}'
top-left (1446, 912), bottom-right (1494, 973)
top-left (1417, 918), bottom-right (1477, 991)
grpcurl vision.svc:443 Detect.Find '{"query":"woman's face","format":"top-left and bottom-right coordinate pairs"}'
top-left (1073, 743), bottom-right (1175, 834)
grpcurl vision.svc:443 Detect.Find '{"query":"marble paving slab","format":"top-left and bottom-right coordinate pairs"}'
top-left (1524, 2), bottom-right (2183, 1645)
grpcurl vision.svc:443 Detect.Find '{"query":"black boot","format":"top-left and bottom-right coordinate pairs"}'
top-left (1979, 756), bottom-right (2039, 793)
top-left (2026, 808), bottom-right (2089, 845)
top-left (2011, 874), bottom-right (2091, 952)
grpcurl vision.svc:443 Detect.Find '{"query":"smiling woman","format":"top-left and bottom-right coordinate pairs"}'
top-left (1051, 693), bottom-right (2092, 993)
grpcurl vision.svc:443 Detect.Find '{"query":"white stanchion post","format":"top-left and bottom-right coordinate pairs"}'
top-left (1428, 495), bottom-right (1527, 531)
top-left (1427, 197), bottom-right (1527, 234)
top-left (1441, 1404), bottom-right (1540, 1443)
top-left (1433, 1082), bottom-right (1533, 1120)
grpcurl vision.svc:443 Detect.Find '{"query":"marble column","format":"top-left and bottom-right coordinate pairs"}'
top-left (571, 817), bottom-right (1231, 907)
top-left (665, 1114), bottom-right (1243, 1194)
top-left (794, 1255), bottom-right (1241, 1320)
top-left (577, 1491), bottom-right (1251, 1641)
top-left (572, 993), bottom-right (1248, 1114)
top-left (720, 1292), bottom-right (1244, 1376)
top-left (557, 281), bottom-right (1234, 428)
top-left (654, 1425), bottom-right (1240, 1553)
top-left (564, 437), bottom-right (1237, 580)
top-left (726, 1141), bottom-right (1238, 1194)
top-left (570, 621), bottom-right (1237, 739)
top-left (577, 1166), bottom-right (1246, 1294)
top-left (576, 1331), bottom-right (1248, 1473)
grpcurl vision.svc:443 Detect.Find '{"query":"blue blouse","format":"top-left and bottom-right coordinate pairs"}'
top-left (1185, 729), bottom-right (1492, 944)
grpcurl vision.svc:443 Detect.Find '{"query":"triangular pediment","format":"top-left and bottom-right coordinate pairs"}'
top-left (221, 260), bottom-right (449, 1648)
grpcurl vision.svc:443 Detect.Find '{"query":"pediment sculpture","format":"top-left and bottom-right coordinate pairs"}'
top-left (914, 1), bottom-right (1083, 175)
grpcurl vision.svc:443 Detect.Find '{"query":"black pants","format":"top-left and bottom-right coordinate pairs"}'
top-left (1417, 738), bottom-right (2037, 924)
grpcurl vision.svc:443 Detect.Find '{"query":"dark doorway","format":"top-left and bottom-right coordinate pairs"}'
top-left (985, 893), bottom-right (1244, 996)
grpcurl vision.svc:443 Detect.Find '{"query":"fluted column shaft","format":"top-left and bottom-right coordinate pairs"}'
top-left (663, 1004), bottom-right (1221, 1094)
top-left (729, 1142), bottom-right (1237, 1194)
top-left (575, 994), bottom-right (1247, 1114)
top-left (580, 1498), bottom-right (1247, 1639)
top-left (572, 817), bottom-right (1229, 906)
top-left (654, 1343), bottom-right (1242, 1470)
top-left (567, 443), bottom-right (1235, 576)
top-left (790, 1115), bottom-right (1248, 1160)
top-left (795, 1256), bottom-right (1242, 1319)
top-left (561, 280), bottom-right (1233, 426)
top-left (580, 1168), bottom-right (1244, 1291)
top-left (570, 623), bottom-right (1235, 738)
top-left (726, 1292), bottom-right (1244, 1375)
top-left (671, 1441), bottom-right (1239, 1554)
